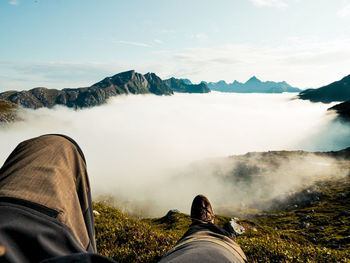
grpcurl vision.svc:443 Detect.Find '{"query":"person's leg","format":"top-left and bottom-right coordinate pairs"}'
top-left (0, 134), bottom-right (96, 262)
top-left (159, 195), bottom-right (247, 263)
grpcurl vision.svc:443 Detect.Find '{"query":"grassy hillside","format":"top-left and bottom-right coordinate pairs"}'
top-left (93, 175), bottom-right (350, 263)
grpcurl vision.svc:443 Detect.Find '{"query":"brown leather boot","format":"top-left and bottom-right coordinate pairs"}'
top-left (190, 194), bottom-right (215, 224)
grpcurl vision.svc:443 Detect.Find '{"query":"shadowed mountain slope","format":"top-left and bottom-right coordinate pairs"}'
top-left (164, 77), bottom-right (210, 93)
top-left (299, 74), bottom-right (350, 103)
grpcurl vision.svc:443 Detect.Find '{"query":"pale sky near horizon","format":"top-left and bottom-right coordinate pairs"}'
top-left (1, 0), bottom-right (350, 91)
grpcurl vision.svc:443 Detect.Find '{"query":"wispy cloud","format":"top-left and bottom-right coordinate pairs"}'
top-left (154, 39), bottom-right (163, 44)
top-left (338, 4), bottom-right (350, 17)
top-left (115, 40), bottom-right (152, 48)
top-left (0, 61), bottom-right (126, 91)
top-left (250, 0), bottom-right (288, 8)
top-left (148, 37), bottom-right (350, 88)
top-left (9, 0), bottom-right (19, 5)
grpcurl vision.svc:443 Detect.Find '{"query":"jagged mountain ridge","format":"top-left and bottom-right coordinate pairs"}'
top-left (203, 76), bottom-right (301, 93)
top-left (0, 70), bottom-right (209, 110)
top-left (164, 77), bottom-right (210, 93)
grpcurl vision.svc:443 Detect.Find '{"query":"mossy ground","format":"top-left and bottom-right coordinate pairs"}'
top-left (94, 176), bottom-right (350, 263)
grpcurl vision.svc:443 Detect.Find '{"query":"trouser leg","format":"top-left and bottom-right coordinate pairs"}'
top-left (0, 134), bottom-right (96, 252)
top-left (159, 223), bottom-right (247, 263)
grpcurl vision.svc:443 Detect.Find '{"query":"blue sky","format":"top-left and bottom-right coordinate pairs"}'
top-left (1, 0), bottom-right (350, 91)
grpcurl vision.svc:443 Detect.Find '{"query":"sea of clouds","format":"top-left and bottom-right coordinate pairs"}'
top-left (1, 92), bottom-right (350, 216)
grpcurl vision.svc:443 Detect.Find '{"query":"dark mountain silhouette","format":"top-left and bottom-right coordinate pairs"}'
top-left (299, 74), bottom-right (350, 103)
top-left (0, 70), bottom-right (212, 110)
top-left (164, 78), bottom-right (210, 93)
top-left (328, 100), bottom-right (350, 120)
top-left (204, 76), bottom-right (300, 93)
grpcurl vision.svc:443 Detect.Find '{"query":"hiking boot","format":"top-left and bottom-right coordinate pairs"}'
top-left (190, 194), bottom-right (215, 224)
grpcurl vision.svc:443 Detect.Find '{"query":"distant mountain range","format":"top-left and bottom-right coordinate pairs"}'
top-left (0, 70), bottom-right (299, 112)
top-left (0, 70), bottom-right (210, 110)
top-left (202, 76), bottom-right (301, 93)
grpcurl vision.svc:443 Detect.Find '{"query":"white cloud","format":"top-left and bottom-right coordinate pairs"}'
top-left (115, 40), bottom-right (152, 48)
top-left (250, 0), bottom-right (288, 8)
top-left (1, 93), bottom-right (347, 215)
top-left (154, 39), bottom-right (163, 44)
top-left (9, 0), bottom-right (19, 5)
top-left (338, 4), bottom-right (350, 17)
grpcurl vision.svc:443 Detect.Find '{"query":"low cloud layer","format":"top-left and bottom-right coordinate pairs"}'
top-left (1, 93), bottom-right (349, 216)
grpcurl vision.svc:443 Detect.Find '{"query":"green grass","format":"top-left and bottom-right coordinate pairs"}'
top-left (93, 176), bottom-right (350, 263)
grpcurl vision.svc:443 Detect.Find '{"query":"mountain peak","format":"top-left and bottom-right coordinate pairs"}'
top-left (246, 76), bottom-right (261, 83)
top-left (112, 70), bottom-right (136, 78)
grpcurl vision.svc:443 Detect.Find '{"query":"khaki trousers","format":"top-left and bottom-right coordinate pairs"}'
top-left (0, 134), bottom-right (96, 262)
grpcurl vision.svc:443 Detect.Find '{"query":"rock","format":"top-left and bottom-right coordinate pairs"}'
top-left (0, 99), bottom-right (19, 122)
top-left (93, 210), bottom-right (100, 216)
top-left (225, 218), bottom-right (245, 236)
top-left (299, 221), bottom-right (310, 229)
top-left (164, 209), bottom-right (180, 219)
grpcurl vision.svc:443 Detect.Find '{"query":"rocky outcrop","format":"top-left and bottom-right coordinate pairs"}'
top-left (0, 99), bottom-right (18, 122)
top-left (225, 218), bottom-right (245, 236)
top-left (205, 76), bottom-right (301, 93)
top-left (144, 73), bottom-right (173, 95)
top-left (0, 70), bottom-right (174, 109)
top-left (164, 78), bottom-right (210, 93)
top-left (299, 74), bottom-right (350, 103)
